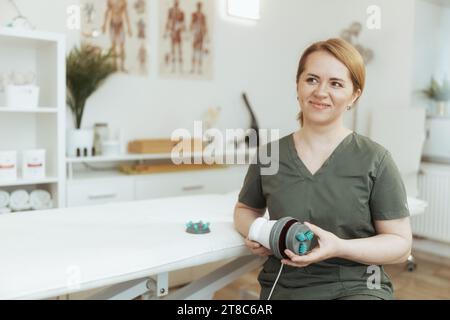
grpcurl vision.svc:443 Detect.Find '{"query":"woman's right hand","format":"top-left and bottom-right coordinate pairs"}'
top-left (245, 238), bottom-right (273, 257)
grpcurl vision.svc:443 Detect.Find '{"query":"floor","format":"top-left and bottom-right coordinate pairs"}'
top-left (213, 250), bottom-right (450, 300)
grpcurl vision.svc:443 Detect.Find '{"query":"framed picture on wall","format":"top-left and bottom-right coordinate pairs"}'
top-left (80, 0), bottom-right (150, 76)
top-left (158, 0), bottom-right (214, 80)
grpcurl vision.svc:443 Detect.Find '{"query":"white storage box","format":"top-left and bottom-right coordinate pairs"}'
top-left (5, 85), bottom-right (40, 108)
top-left (22, 149), bottom-right (46, 180)
top-left (0, 190), bottom-right (10, 208)
top-left (0, 151), bottom-right (17, 181)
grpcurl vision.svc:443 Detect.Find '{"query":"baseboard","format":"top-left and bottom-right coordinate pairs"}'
top-left (412, 237), bottom-right (450, 266)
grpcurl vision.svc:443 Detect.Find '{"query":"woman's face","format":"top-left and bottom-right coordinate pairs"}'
top-left (297, 50), bottom-right (361, 126)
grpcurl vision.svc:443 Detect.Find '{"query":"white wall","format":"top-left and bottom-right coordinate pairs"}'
top-left (436, 9), bottom-right (450, 80)
top-left (0, 0), bottom-right (417, 140)
top-left (412, 0), bottom-right (450, 111)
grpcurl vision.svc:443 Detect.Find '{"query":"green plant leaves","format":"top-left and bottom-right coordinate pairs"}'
top-left (66, 44), bottom-right (116, 129)
top-left (422, 77), bottom-right (450, 102)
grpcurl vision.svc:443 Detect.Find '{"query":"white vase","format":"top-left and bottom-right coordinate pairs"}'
top-left (67, 129), bottom-right (94, 157)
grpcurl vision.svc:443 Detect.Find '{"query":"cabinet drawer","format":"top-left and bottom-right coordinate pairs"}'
top-left (67, 179), bottom-right (134, 207)
top-left (135, 166), bottom-right (247, 200)
top-left (135, 170), bottom-right (211, 200)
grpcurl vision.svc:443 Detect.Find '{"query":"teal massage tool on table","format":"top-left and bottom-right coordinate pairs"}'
top-left (185, 220), bottom-right (211, 234)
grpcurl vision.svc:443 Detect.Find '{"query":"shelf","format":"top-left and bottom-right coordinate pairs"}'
top-left (0, 107), bottom-right (58, 113)
top-left (67, 153), bottom-right (175, 163)
top-left (0, 177), bottom-right (59, 187)
top-left (0, 27), bottom-right (64, 46)
top-left (67, 170), bottom-right (130, 181)
top-left (66, 148), bottom-right (257, 164)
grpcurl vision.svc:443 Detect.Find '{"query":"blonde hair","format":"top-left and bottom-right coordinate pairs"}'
top-left (296, 38), bottom-right (366, 126)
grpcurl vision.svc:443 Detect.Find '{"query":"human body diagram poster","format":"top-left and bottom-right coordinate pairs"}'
top-left (158, 0), bottom-right (214, 80)
top-left (81, 0), bottom-right (149, 76)
top-left (79, 0), bottom-right (213, 79)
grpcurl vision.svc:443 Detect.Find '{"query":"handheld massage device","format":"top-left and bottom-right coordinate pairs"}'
top-left (248, 217), bottom-right (318, 259)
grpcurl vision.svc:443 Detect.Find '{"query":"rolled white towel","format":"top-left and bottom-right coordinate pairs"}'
top-left (9, 189), bottom-right (31, 212)
top-left (30, 189), bottom-right (53, 210)
top-left (0, 190), bottom-right (10, 208)
top-left (0, 207), bottom-right (12, 214)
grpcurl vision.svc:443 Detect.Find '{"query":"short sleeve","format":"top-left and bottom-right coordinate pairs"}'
top-left (238, 161), bottom-right (267, 209)
top-left (369, 151), bottom-right (410, 220)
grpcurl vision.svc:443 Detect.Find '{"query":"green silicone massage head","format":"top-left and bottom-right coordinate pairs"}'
top-left (269, 217), bottom-right (318, 260)
top-left (185, 221), bottom-right (211, 234)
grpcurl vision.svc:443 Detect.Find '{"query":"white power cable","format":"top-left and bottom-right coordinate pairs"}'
top-left (267, 262), bottom-right (284, 300)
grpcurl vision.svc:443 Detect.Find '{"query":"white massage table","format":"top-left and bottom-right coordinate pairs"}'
top-left (0, 192), bottom-right (265, 300)
top-left (0, 192), bottom-right (427, 300)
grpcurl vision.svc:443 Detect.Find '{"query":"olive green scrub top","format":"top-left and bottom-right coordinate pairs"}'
top-left (238, 132), bottom-right (410, 300)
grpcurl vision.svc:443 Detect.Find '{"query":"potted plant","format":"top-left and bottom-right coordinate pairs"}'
top-left (422, 77), bottom-right (450, 116)
top-left (66, 44), bottom-right (116, 156)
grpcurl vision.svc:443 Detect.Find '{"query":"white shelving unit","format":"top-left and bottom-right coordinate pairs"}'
top-left (0, 27), bottom-right (66, 208)
top-left (0, 177), bottom-right (59, 188)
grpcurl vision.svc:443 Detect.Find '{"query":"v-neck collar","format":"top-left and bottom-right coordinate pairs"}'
top-left (287, 131), bottom-right (355, 180)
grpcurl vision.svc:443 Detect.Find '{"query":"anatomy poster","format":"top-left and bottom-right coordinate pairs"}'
top-left (80, 0), bottom-right (149, 76)
top-left (159, 0), bottom-right (213, 80)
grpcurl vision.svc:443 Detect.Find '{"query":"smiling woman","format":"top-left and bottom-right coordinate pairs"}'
top-left (296, 38), bottom-right (365, 127)
top-left (233, 38), bottom-right (412, 300)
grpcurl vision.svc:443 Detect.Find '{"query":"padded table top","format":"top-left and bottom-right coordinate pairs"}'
top-left (0, 192), bottom-right (248, 299)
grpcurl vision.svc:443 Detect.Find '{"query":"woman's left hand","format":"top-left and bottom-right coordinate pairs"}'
top-left (281, 222), bottom-right (343, 268)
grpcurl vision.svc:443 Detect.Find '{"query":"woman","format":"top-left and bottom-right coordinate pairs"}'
top-left (233, 38), bottom-right (412, 300)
